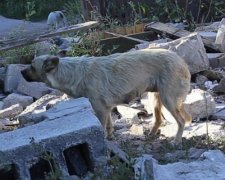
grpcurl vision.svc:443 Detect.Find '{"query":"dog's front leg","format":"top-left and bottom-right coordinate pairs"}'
top-left (91, 101), bottom-right (113, 138)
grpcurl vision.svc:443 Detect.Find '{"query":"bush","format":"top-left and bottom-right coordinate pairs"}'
top-left (0, 0), bottom-right (68, 20)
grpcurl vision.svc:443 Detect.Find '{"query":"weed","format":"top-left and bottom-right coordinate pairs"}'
top-left (25, 0), bottom-right (36, 21)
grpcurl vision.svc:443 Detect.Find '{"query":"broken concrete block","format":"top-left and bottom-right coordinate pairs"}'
top-left (136, 150), bottom-right (225, 180)
top-left (195, 21), bottom-right (220, 32)
top-left (4, 64), bottom-right (28, 93)
top-left (17, 78), bottom-right (52, 99)
top-left (117, 105), bottom-right (141, 121)
top-left (0, 104), bottom-right (23, 119)
top-left (0, 97), bottom-right (106, 179)
top-left (18, 92), bottom-right (68, 125)
top-left (184, 89), bottom-right (216, 120)
top-left (207, 53), bottom-right (225, 68)
top-left (215, 18), bottom-right (225, 52)
top-left (213, 77), bottom-right (225, 94)
top-left (198, 31), bottom-right (217, 41)
top-left (212, 109), bottom-right (225, 120)
top-left (3, 93), bottom-right (33, 109)
top-left (149, 33), bottom-right (209, 74)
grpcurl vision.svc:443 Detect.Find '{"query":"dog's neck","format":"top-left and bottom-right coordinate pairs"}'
top-left (45, 61), bottom-right (89, 97)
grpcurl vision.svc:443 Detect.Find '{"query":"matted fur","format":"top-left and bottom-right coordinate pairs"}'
top-left (21, 49), bottom-right (192, 144)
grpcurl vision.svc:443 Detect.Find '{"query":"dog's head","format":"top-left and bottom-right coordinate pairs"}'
top-left (21, 55), bottom-right (59, 82)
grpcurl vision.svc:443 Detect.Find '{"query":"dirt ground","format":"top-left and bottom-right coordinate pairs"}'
top-left (0, 15), bottom-right (48, 39)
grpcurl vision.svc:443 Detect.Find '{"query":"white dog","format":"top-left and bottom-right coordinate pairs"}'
top-left (47, 11), bottom-right (67, 29)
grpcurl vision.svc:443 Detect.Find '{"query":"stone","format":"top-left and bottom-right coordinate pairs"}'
top-left (198, 31), bottom-right (217, 41)
top-left (17, 77), bottom-right (53, 99)
top-left (134, 38), bottom-right (169, 50)
top-left (212, 109), bottom-right (225, 120)
top-left (207, 53), bottom-right (225, 68)
top-left (18, 92), bottom-right (68, 125)
top-left (0, 104), bottom-right (23, 119)
top-left (139, 150), bottom-right (225, 180)
top-left (4, 64), bottom-right (28, 93)
top-left (3, 93), bottom-right (33, 109)
top-left (129, 124), bottom-right (144, 136)
top-left (117, 105), bottom-right (141, 122)
top-left (195, 21), bottom-right (220, 32)
top-left (149, 33), bottom-right (209, 74)
top-left (184, 89), bottom-right (216, 120)
top-left (0, 97), bottom-right (106, 179)
top-left (0, 118), bottom-right (19, 130)
top-left (213, 77), bottom-right (225, 94)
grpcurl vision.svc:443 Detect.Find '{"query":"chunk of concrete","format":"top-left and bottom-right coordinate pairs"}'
top-left (0, 104), bottom-right (23, 119)
top-left (135, 150), bottom-right (225, 180)
top-left (4, 64), bottom-right (28, 93)
top-left (3, 93), bottom-right (33, 109)
top-left (149, 33), bottom-right (209, 74)
top-left (184, 89), bottom-right (216, 120)
top-left (17, 78), bottom-right (53, 99)
top-left (18, 92), bottom-right (68, 125)
top-left (195, 21), bottom-right (220, 32)
top-left (0, 97), bottom-right (106, 179)
top-left (117, 105), bottom-right (141, 123)
top-left (198, 31), bottom-right (217, 41)
top-left (207, 53), bottom-right (225, 68)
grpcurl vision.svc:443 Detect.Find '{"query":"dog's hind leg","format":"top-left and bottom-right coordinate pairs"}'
top-left (149, 92), bottom-right (163, 135)
top-left (180, 105), bottom-right (192, 124)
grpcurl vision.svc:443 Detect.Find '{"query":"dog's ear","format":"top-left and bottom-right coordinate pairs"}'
top-left (43, 56), bottom-right (59, 73)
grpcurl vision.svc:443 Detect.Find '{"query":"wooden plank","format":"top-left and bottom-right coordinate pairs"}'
top-left (104, 31), bottom-right (149, 44)
top-left (0, 21), bottom-right (99, 52)
top-left (145, 22), bottom-right (221, 53)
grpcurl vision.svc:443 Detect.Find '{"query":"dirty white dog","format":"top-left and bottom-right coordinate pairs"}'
top-left (47, 11), bottom-right (67, 29)
top-left (21, 49), bottom-right (192, 145)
